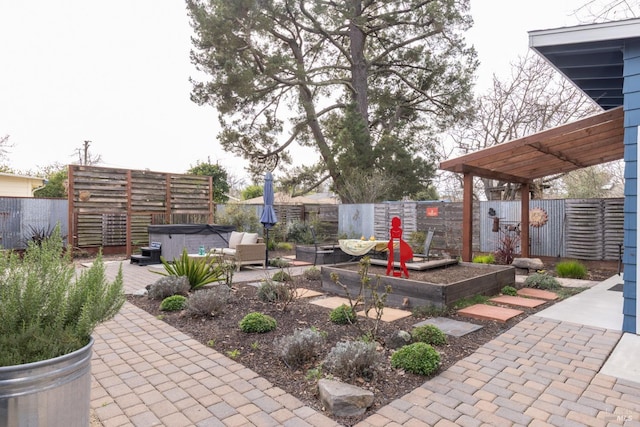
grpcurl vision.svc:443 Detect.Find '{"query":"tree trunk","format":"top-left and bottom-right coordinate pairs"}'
top-left (349, 0), bottom-right (373, 166)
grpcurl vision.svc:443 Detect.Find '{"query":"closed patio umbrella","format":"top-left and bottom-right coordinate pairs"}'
top-left (259, 172), bottom-right (278, 269)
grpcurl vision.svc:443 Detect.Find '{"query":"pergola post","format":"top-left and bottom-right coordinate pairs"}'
top-left (462, 173), bottom-right (473, 262)
top-left (520, 182), bottom-right (530, 258)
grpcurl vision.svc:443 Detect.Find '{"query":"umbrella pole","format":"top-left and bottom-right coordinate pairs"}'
top-left (264, 228), bottom-right (269, 269)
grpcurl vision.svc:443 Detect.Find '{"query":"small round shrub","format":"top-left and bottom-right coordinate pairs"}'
top-left (411, 325), bottom-right (447, 346)
top-left (276, 242), bottom-right (293, 251)
top-left (391, 342), bottom-right (441, 376)
top-left (555, 260), bottom-right (587, 279)
top-left (239, 312), bottom-right (277, 333)
top-left (472, 254), bottom-right (495, 264)
top-left (330, 304), bottom-right (357, 325)
top-left (269, 258), bottom-right (290, 268)
top-left (271, 271), bottom-right (293, 282)
top-left (303, 266), bottom-right (321, 281)
top-left (186, 286), bottom-right (230, 317)
top-left (257, 280), bottom-right (291, 303)
top-left (160, 295), bottom-right (188, 311)
top-left (275, 328), bottom-right (326, 369)
top-left (501, 286), bottom-right (518, 296)
top-left (323, 340), bottom-right (379, 380)
top-left (524, 273), bottom-right (561, 290)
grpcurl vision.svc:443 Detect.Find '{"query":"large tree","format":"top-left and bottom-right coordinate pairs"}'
top-left (186, 0), bottom-right (477, 203)
top-left (187, 160), bottom-right (231, 203)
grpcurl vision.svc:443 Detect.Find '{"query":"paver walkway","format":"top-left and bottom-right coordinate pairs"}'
top-left (91, 261), bottom-right (640, 426)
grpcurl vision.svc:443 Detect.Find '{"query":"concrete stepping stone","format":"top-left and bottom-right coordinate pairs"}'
top-left (357, 307), bottom-right (412, 322)
top-left (310, 296), bottom-right (411, 322)
top-left (457, 304), bottom-right (523, 323)
top-left (294, 288), bottom-right (324, 299)
top-left (310, 296), bottom-right (351, 310)
top-left (489, 295), bottom-right (547, 308)
top-left (413, 317), bottom-right (483, 337)
top-left (517, 288), bottom-right (558, 300)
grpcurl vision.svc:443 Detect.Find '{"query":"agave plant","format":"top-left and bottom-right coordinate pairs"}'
top-left (155, 249), bottom-right (225, 290)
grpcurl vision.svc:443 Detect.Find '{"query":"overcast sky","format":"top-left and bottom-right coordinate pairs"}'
top-left (0, 1), bottom-right (588, 182)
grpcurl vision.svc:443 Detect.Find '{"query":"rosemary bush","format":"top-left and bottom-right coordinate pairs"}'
top-left (0, 227), bottom-right (125, 366)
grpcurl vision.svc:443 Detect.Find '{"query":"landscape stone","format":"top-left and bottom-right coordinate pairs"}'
top-left (386, 330), bottom-right (412, 349)
top-left (512, 257), bottom-right (544, 270)
top-left (318, 379), bottom-right (374, 417)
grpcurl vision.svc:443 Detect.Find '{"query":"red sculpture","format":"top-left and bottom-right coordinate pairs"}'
top-left (386, 216), bottom-right (414, 278)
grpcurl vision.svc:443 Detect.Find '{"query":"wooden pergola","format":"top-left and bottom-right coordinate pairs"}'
top-left (439, 106), bottom-right (624, 262)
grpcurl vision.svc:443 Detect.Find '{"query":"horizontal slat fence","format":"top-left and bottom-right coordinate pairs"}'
top-left (68, 165), bottom-right (213, 256)
top-left (1, 191), bottom-right (624, 262)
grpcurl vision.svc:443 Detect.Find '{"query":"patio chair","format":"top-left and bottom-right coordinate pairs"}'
top-left (310, 225), bottom-right (336, 265)
top-left (413, 229), bottom-right (435, 261)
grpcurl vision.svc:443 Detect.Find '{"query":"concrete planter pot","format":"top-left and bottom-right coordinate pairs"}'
top-left (0, 337), bottom-right (94, 427)
top-left (321, 262), bottom-right (515, 308)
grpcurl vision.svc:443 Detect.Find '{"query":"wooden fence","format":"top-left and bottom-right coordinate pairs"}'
top-left (68, 165), bottom-right (213, 256)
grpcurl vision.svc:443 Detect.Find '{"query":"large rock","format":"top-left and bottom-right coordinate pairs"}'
top-left (318, 379), bottom-right (374, 417)
top-left (512, 258), bottom-right (544, 270)
top-left (386, 330), bottom-right (412, 349)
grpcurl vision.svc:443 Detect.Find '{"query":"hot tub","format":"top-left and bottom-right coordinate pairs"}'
top-left (148, 224), bottom-right (236, 261)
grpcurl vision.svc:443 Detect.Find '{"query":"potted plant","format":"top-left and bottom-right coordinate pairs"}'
top-left (0, 226), bottom-right (124, 426)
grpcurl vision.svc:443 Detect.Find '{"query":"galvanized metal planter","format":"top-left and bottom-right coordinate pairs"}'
top-left (0, 337), bottom-right (94, 427)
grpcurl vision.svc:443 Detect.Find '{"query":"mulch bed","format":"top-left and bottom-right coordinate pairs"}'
top-left (125, 258), bottom-right (617, 426)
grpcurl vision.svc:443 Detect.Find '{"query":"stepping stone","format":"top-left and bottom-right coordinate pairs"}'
top-left (489, 295), bottom-right (546, 308)
top-left (310, 296), bottom-right (411, 322)
top-left (517, 288), bottom-right (558, 301)
top-left (457, 304), bottom-right (523, 323)
top-left (357, 307), bottom-right (412, 322)
top-left (310, 296), bottom-right (352, 310)
top-left (294, 288), bottom-right (324, 299)
top-left (413, 317), bottom-right (483, 337)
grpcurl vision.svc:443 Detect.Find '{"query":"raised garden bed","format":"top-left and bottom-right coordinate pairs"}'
top-left (321, 261), bottom-right (515, 308)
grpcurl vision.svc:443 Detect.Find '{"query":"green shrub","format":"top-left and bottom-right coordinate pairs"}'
top-left (330, 304), bottom-right (357, 325)
top-left (286, 222), bottom-right (313, 244)
top-left (160, 295), bottom-right (188, 311)
top-left (186, 287), bottom-right (230, 317)
top-left (216, 204), bottom-right (260, 232)
top-left (0, 227), bottom-right (125, 366)
top-left (271, 270), bottom-right (292, 282)
top-left (276, 242), bottom-right (293, 251)
top-left (155, 249), bottom-right (225, 290)
top-left (239, 312), bottom-right (277, 333)
top-left (323, 340), bottom-right (379, 380)
top-left (411, 325), bottom-right (447, 346)
top-left (269, 257), bottom-right (290, 268)
top-left (473, 254), bottom-right (495, 264)
top-left (524, 273), bottom-right (561, 290)
top-left (555, 260), bottom-right (587, 279)
top-left (275, 328), bottom-right (326, 369)
top-left (391, 342), bottom-right (441, 375)
top-left (257, 280), bottom-right (292, 303)
top-left (303, 266), bottom-right (321, 281)
top-left (501, 286), bottom-right (518, 296)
